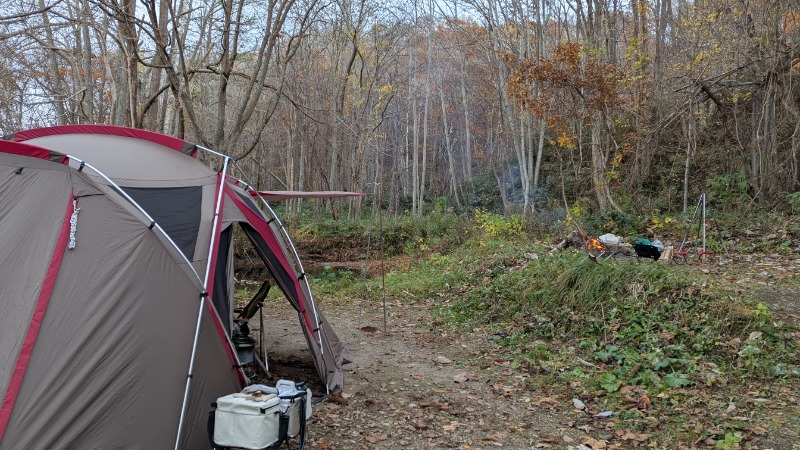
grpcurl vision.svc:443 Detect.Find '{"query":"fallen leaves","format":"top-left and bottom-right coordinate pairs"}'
top-left (442, 422), bottom-right (459, 432)
top-left (364, 433), bottom-right (389, 443)
top-left (616, 429), bottom-right (650, 444)
top-left (580, 435), bottom-right (608, 448)
top-left (478, 431), bottom-right (507, 441)
top-left (435, 355), bottom-right (453, 364)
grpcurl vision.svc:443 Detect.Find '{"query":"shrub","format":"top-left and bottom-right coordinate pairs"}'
top-left (474, 209), bottom-right (525, 238)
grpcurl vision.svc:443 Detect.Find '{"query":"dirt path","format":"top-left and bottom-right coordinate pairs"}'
top-left (257, 297), bottom-right (576, 450)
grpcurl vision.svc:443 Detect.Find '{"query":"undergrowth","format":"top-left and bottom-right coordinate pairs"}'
top-left (436, 245), bottom-right (798, 391)
top-left (298, 210), bottom-right (799, 446)
top-left (295, 209), bottom-right (471, 257)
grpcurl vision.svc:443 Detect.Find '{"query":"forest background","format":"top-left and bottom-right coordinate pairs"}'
top-left (2, 1), bottom-right (800, 447)
top-left (1, 0), bottom-right (799, 224)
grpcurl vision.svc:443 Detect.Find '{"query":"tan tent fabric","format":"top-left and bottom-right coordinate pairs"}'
top-left (0, 194), bottom-right (239, 449)
top-left (1, 126), bottom-right (350, 448)
top-left (25, 133), bottom-right (213, 184)
top-left (0, 154), bottom-right (72, 406)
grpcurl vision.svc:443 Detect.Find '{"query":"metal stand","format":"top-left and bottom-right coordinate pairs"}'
top-left (258, 305), bottom-right (270, 375)
top-left (675, 193), bottom-right (728, 263)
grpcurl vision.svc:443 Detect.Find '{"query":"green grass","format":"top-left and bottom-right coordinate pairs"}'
top-left (287, 209), bottom-right (800, 446)
top-left (439, 248), bottom-right (798, 386)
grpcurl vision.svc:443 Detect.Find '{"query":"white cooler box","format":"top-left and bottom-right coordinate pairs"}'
top-left (213, 392), bottom-right (281, 449)
top-left (211, 380), bottom-right (311, 449)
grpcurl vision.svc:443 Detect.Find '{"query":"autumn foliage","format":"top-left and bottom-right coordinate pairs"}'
top-left (503, 43), bottom-right (625, 145)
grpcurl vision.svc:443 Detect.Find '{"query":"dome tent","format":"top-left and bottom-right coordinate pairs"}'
top-left (0, 125), bottom-right (350, 449)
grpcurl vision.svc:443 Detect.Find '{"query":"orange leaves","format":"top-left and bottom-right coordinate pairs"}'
top-left (504, 43), bottom-right (627, 130)
top-left (552, 42), bottom-right (582, 65)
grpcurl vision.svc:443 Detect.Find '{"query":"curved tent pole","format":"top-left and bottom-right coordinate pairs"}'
top-left (195, 144), bottom-right (229, 160)
top-left (231, 173), bottom-right (325, 356)
top-left (64, 157), bottom-right (204, 287)
top-left (174, 156), bottom-right (232, 450)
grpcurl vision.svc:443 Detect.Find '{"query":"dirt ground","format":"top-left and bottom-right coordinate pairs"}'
top-left (245, 252), bottom-right (800, 450)
top-left (255, 297), bottom-right (568, 450)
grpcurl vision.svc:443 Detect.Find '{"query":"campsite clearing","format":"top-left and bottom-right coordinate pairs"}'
top-left (255, 251), bottom-right (800, 449)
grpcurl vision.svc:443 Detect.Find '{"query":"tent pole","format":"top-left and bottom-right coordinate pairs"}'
top-left (360, 204), bottom-right (374, 326)
top-left (260, 305), bottom-right (269, 374)
top-left (360, 182), bottom-right (380, 326)
top-left (377, 184), bottom-right (387, 336)
top-left (196, 144), bottom-right (230, 160)
top-left (678, 195), bottom-right (703, 252)
top-left (174, 158), bottom-right (231, 450)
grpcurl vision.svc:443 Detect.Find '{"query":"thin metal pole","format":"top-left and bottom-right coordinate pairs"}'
top-left (701, 193), bottom-right (707, 252)
top-left (377, 185), bottom-right (387, 336)
top-left (260, 305), bottom-right (269, 373)
top-left (174, 158), bottom-right (231, 450)
top-left (195, 144), bottom-right (231, 160)
top-left (678, 195), bottom-right (702, 252)
top-left (359, 184), bottom-right (378, 326)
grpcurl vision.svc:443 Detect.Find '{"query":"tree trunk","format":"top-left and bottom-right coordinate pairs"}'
top-left (591, 113), bottom-right (609, 211)
top-left (439, 79), bottom-right (461, 209)
top-left (40, 0), bottom-right (67, 124)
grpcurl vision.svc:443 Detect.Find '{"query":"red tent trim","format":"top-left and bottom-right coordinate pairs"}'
top-left (11, 125), bottom-right (196, 156)
top-left (0, 140), bottom-right (67, 164)
top-left (0, 193), bottom-right (74, 441)
top-left (226, 186), bottom-right (318, 341)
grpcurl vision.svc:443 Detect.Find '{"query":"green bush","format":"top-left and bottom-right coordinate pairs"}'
top-left (705, 171), bottom-right (751, 211)
top-left (474, 209), bottom-right (525, 238)
top-left (788, 191), bottom-right (800, 214)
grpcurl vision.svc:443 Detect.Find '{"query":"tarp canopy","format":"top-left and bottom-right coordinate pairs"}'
top-left (0, 125), bottom-right (350, 449)
top-left (250, 190), bottom-right (365, 200)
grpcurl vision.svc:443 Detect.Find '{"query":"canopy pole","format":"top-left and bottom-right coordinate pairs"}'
top-left (701, 192), bottom-right (707, 252)
top-left (377, 184), bottom-right (387, 336)
top-left (174, 158), bottom-right (231, 450)
top-left (359, 187), bottom-right (375, 326)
